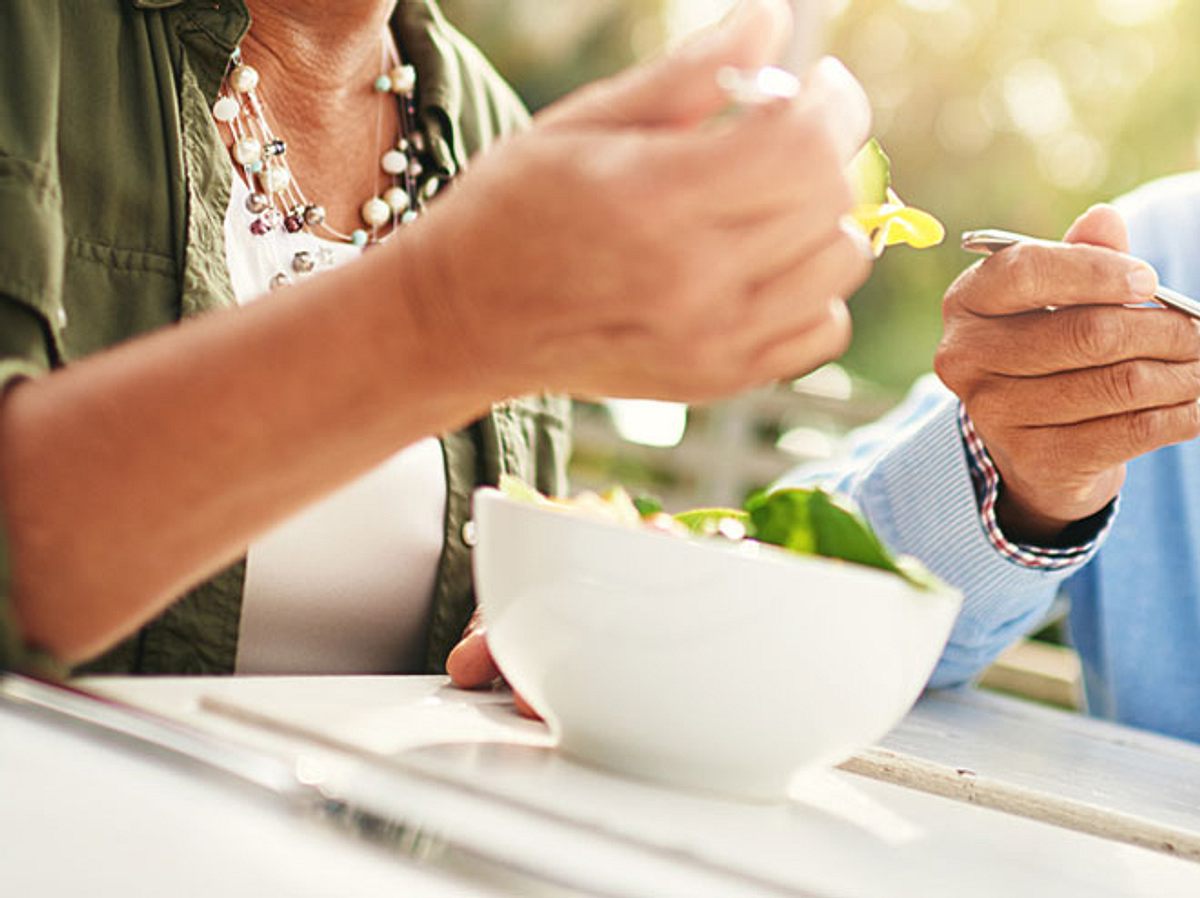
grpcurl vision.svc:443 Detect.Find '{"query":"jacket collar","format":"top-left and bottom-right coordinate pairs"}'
top-left (126, 0), bottom-right (464, 173)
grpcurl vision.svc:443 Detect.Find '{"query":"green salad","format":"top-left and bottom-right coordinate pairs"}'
top-left (499, 476), bottom-right (941, 592)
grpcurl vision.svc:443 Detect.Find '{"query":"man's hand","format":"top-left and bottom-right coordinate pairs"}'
top-left (406, 0), bottom-right (874, 405)
top-left (446, 611), bottom-right (541, 720)
top-left (935, 204), bottom-right (1200, 544)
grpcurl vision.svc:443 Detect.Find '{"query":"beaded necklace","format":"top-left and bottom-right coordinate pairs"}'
top-left (213, 38), bottom-right (439, 291)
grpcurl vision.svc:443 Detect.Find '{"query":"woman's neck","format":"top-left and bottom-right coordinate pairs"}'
top-left (241, 0), bottom-right (399, 115)
top-left (238, 0), bottom-right (405, 236)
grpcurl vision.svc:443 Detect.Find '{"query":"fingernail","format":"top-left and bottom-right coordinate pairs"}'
top-left (1127, 264), bottom-right (1158, 300)
top-left (841, 217), bottom-right (876, 261)
top-left (685, 0), bottom-right (754, 55)
top-left (811, 57), bottom-right (872, 160)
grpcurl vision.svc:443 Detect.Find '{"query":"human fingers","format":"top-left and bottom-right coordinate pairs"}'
top-left (968, 360), bottom-right (1200, 428)
top-left (446, 627), bottom-right (501, 689)
top-left (728, 225), bottom-right (871, 350)
top-left (650, 58), bottom-right (869, 221)
top-left (945, 242), bottom-right (1159, 318)
top-left (718, 181), bottom-right (865, 279)
top-left (1064, 203), bottom-right (1130, 253)
top-left (800, 56), bottom-right (873, 163)
top-left (744, 298), bottom-right (854, 384)
top-left (513, 690), bottom-right (542, 721)
top-left (445, 623), bottom-right (542, 720)
top-left (539, 0), bottom-right (791, 130)
top-left (1014, 400), bottom-right (1200, 474)
top-left (941, 305), bottom-right (1200, 378)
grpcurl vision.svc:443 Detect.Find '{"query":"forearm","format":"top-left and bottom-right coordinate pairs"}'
top-left (0, 233), bottom-right (502, 663)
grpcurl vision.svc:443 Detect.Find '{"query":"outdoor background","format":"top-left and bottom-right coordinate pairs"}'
top-left (440, 0), bottom-right (1200, 512)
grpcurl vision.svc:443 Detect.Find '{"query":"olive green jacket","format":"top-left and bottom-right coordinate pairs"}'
top-left (0, 0), bottom-right (570, 676)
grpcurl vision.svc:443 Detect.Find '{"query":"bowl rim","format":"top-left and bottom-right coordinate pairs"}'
top-left (472, 487), bottom-right (962, 608)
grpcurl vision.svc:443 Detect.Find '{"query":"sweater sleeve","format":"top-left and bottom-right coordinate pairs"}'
top-left (775, 375), bottom-right (1105, 687)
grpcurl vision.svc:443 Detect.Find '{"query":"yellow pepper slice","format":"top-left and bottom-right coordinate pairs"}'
top-left (846, 141), bottom-right (945, 257)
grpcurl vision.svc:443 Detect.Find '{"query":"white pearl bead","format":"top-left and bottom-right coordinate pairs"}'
top-left (261, 165), bottom-right (291, 194)
top-left (361, 197), bottom-right (392, 228)
top-left (230, 64), bottom-right (260, 94)
top-left (232, 137), bottom-right (262, 165)
top-left (380, 149), bottom-right (408, 175)
top-left (390, 65), bottom-right (417, 94)
top-left (382, 186), bottom-right (410, 214)
top-left (212, 96), bottom-right (240, 123)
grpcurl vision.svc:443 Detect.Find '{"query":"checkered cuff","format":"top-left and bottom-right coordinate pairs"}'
top-left (958, 404), bottom-right (1113, 570)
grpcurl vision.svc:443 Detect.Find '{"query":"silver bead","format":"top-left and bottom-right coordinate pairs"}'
top-left (361, 197), bottom-right (392, 228)
top-left (292, 251), bottom-right (316, 274)
top-left (389, 64), bottom-right (417, 95)
top-left (269, 272), bottom-right (292, 290)
top-left (212, 96), bottom-right (240, 123)
top-left (233, 137), bottom-right (262, 165)
top-left (261, 165), bottom-right (291, 194)
top-left (381, 149), bottom-right (408, 175)
top-left (245, 191), bottom-right (270, 214)
top-left (410, 132), bottom-right (426, 153)
top-left (230, 64), bottom-right (260, 94)
top-left (303, 204), bottom-right (326, 227)
top-left (382, 186), bottom-right (410, 214)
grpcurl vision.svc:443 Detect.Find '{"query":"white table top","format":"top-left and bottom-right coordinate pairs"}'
top-left (18, 673), bottom-right (1192, 898)
top-left (0, 695), bottom-right (527, 898)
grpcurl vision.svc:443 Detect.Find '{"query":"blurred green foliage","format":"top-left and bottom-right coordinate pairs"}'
top-left (442, 0), bottom-right (1200, 391)
top-left (439, 0), bottom-right (668, 111)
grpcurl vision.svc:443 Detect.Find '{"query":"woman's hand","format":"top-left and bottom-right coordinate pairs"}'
top-left (446, 611), bottom-right (541, 720)
top-left (935, 205), bottom-right (1200, 543)
top-left (402, 0), bottom-right (873, 404)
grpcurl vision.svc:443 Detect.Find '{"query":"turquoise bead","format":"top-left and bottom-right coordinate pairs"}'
top-left (351, 229), bottom-right (369, 247)
top-left (248, 160), bottom-right (264, 174)
top-left (373, 75), bottom-right (392, 93)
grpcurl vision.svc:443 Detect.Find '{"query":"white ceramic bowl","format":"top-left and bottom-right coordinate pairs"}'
top-left (472, 489), bottom-right (963, 801)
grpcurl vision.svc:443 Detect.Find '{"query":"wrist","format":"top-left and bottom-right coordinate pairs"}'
top-left (993, 488), bottom-right (1080, 546)
top-left (391, 219), bottom-right (534, 405)
top-left (958, 403), bottom-right (1116, 561)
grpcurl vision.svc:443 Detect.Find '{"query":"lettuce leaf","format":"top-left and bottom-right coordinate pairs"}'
top-left (745, 487), bottom-right (938, 590)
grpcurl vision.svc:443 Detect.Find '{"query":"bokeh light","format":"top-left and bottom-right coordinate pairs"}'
top-left (443, 0), bottom-right (1200, 391)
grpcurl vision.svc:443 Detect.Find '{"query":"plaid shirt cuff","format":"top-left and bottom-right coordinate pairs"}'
top-left (958, 404), bottom-right (1113, 571)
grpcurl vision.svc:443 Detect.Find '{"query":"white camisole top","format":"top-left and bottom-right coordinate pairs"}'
top-left (224, 173), bottom-right (446, 674)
